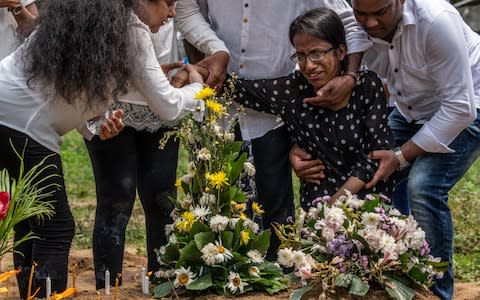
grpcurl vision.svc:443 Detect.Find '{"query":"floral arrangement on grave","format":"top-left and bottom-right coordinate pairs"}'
top-left (0, 154), bottom-right (54, 295)
top-left (153, 76), bottom-right (288, 297)
top-left (274, 192), bottom-right (448, 300)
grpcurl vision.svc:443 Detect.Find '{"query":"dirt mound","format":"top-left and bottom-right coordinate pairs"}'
top-left (1, 249), bottom-right (480, 299)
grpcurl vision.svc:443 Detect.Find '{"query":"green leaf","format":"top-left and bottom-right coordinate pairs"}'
top-left (384, 278), bottom-right (416, 300)
top-left (152, 282), bottom-right (173, 298)
top-left (178, 240), bottom-right (203, 265)
top-left (334, 273), bottom-right (353, 288)
top-left (221, 231), bottom-right (234, 249)
top-left (228, 152), bottom-right (247, 183)
top-left (408, 266), bottom-right (429, 283)
top-left (362, 197), bottom-right (380, 212)
top-left (349, 275), bottom-right (369, 296)
top-left (162, 243), bottom-right (180, 263)
top-left (188, 221), bottom-right (210, 240)
top-left (288, 284), bottom-right (313, 300)
top-left (186, 272), bottom-right (212, 291)
top-left (251, 230), bottom-right (271, 253)
top-left (194, 231), bottom-right (215, 250)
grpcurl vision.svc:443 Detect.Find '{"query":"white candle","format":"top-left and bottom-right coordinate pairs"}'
top-left (141, 267), bottom-right (146, 293)
top-left (143, 275), bottom-right (149, 295)
top-left (105, 269), bottom-right (110, 295)
top-left (45, 276), bottom-right (51, 299)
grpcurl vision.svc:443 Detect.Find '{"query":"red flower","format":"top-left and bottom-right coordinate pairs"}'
top-left (0, 192), bottom-right (10, 220)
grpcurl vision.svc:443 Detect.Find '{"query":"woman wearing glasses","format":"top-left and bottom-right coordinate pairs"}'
top-left (233, 8), bottom-right (395, 209)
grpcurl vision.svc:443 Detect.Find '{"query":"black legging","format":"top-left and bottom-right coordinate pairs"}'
top-left (0, 125), bottom-right (75, 299)
top-left (84, 126), bottom-right (177, 289)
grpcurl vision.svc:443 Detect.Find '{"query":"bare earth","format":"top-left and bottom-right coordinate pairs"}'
top-left (1, 249), bottom-right (480, 300)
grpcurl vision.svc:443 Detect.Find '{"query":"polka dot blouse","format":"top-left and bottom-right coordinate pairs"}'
top-left (234, 70), bottom-right (396, 209)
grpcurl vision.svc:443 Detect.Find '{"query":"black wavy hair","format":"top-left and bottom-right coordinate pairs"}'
top-left (23, 0), bottom-right (140, 109)
top-left (289, 8), bottom-right (348, 71)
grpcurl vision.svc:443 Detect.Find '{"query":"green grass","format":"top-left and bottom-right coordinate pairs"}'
top-left (61, 131), bottom-right (480, 281)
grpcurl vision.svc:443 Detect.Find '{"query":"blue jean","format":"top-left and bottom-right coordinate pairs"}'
top-left (84, 126), bottom-right (178, 289)
top-left (389, 108), bottom-right (480, 300)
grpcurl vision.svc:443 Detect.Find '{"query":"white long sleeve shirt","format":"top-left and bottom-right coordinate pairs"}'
top-left (175, 0), bottom-right (372, 140)
top-left (362, 0), bottom-right (480, 153)
top-left (0, 13), bottom-right (202, 153)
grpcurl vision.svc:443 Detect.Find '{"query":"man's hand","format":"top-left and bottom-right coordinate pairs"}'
top-left (99, 109), bottom-right (124, 140)
top-left (364, 149), bottom-right (397, 189)
top-left (289, 144), bottom-right (325, 185)
top-left (197, 51), bottom-right (229, 89)
top-left (303, 74), bottom-right (355, 107)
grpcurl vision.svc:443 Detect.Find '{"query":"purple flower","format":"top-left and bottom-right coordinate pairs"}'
top-left (420, 240), bottom-right (431, 256)
top-left (326, 235), bottom-right (354, 257)
top-left (286, 216), bottom-right (294, 224)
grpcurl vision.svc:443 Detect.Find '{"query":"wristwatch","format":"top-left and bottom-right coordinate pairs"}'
top-left (8, 2), bottom-right (24, 16)
top-left (393, 147), bottom-right (410, 171)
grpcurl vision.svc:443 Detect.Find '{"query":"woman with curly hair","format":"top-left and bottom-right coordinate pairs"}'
top-left (0, 0), bottom-right (205, 297)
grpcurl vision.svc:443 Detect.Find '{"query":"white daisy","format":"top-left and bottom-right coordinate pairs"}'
top-left (199, 192), bottom-right (216, 206)
top-left (361, 212), bottom-right (381, 227)
top-left (243, 218), bottom-right (259, 234)
top-left (186, 161), bottom-right (197, 175)
top-left (226, 272), bottom-right (248, 294)
top-left (197, 147), bottom-right (211, 161)
top-left (292, 250), bottom-right (306, 267)
top-left (173, 267), bottom-right (197, 288)
top-left (214, 240), bottom-right (233, 263)
top-left (246, 249), bottom-right (264, 264)
top-left (248, 266), bottom-right (260, 278)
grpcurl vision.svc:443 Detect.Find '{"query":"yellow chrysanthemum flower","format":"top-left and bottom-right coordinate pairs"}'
top-left (240, 230), bottom-right (250, 246)
top-left (206, 99), bottom-right (226, 115)
top-left (195, 86), bottom-right (215, 100)
top-left (175, 211), bottom-right (196, 233)
top-left (175, 178), bottom-right (183, 192)
top-left (206, 171), bottom-right (229, 189)
top-left (252, 202), bottom-right (265, 216)
top-left (232, 203), bottom-right (246, 213)
top-left (239, 212), bottom-right (247, 220)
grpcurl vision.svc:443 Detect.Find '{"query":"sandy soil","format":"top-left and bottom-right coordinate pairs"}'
top-left (1, 249), bottom-right (480, 300)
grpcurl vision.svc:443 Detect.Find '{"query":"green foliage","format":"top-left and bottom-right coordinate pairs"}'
top-left (0, 154), bottom-right (55, 259)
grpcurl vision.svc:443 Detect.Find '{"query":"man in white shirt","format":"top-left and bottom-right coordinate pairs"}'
top-left (351, 0), bottom-right (480, 299)
top-left (0, 0), bottom-right (37, 60)
top-left (174, 0), bottom-right (371, 259)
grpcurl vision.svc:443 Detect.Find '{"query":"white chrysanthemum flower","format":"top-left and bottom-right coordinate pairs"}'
top-left (168, 234), bottom-right (177, 244)
top-left (379, 234), bottom-right (397, 253)
top-left (181, 173), bottom-right (194, 185)
top-left (361, 212), bottom-right (381, 227)
top-left (193, 205), bottom-right (211, 221)
top-left (292, 250), bottom-right (306, 267)
top-left (197, 147), bottom-right (211, 161)
top-left (243, 218), bottom-right (259, 234)
top-left (165, 224), bottom-right (174, 236)
top-left (224, 132), bottom-right (235, 142)
top-left (410, 229), bottom-right (426, 250)
top-left (229, 217), bottom-right (240, 229)
top-left (246, 249), bottom-right (264, 264)
top-left (209, 215), bottom-right (229, 232)
top-left (346, 197), bottom-right (365, 210)
top-left (199, 192), bottom-right (216, 206)
top-left (200, 243), bottom-right (217, 266)
top-left (277, 248), bottom-right (294, 267)
top-left (324, 206), bottom-right (346, 230)
top-left (227, 272), bottom-right (248, 294)
top-left (180, 194), bottom-right (193, 209)
top-left (214, 240), bottom-right (233, 263)
top-left (213, 124), bottom-right (223, 136)
top-left (307, 207), bottom-right (318, 219)
top-left (186, 161), bottom-right (197, 175)
top-left (173, 266), bottom-right (197, 288)
top-left (243, 161), bottom-right (256, 176)
top-left (248, 266), bottom-right (260, 278)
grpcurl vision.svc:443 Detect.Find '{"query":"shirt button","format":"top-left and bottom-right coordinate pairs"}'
top-left (390, 45), bottom-right (394, 50)
top-left (408, 106), bottom-right (412, 110)
top-left (244, 3), bottom-right (249, 7)
top-left (397, 91), bottom-right (402, 96)
top-left (394, 68), bottom-right (398, 72)
top-left (241, 49), bottom-right (246, 53)
top-left (240, 63), bottom-right (244, 69)
top-left (243, 17), bottom-right (248, 23)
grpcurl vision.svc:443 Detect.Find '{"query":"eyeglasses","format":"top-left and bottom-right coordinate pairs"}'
top-left (290, 47), bottom-right (335, 64)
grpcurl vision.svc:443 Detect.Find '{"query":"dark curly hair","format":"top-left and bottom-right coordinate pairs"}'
top-left (23, 0), bottom-right (142, 109)
top-left (289, 8), bottom-right (348, 71)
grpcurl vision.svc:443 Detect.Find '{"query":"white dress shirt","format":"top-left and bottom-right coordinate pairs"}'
top-left (0, 13), bottom-right (202, 153)
top-left (0, 0), bottom-right (36, 60)
top-left (175, 0), bottom-right (372, 140)
top-left (363, 0), bottom-right (480, 153)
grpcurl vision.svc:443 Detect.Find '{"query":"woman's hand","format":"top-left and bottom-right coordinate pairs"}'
top-left (161, 61), bottom-right (183, 75)
top-left (99, 109), bottom-right (124, 140)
